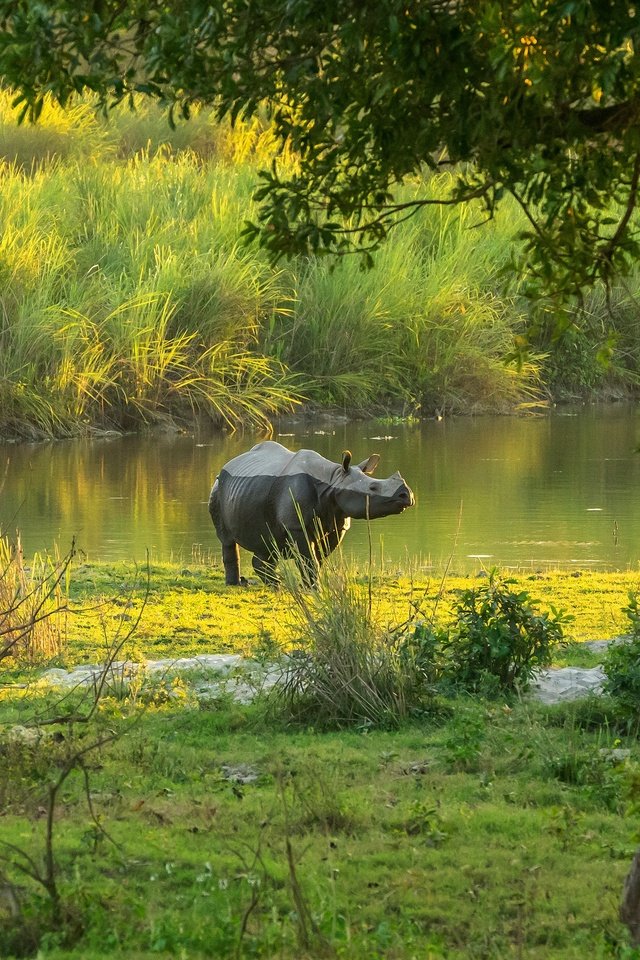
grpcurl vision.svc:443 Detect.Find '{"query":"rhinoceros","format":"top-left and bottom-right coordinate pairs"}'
top-left (208, 440), bottom-right (414, 585)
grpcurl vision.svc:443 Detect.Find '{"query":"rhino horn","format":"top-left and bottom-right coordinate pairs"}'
top-left (358, 453), bottom-right (380, 476)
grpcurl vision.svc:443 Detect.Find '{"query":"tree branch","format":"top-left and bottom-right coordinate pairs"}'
top-left (600, 149), bottom-right (640, 264)
top-left (574, 99), bottom-right (638, 134)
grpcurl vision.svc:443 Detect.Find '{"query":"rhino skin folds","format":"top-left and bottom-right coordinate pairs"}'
top-left (209, 440), bottom-right (414, 586)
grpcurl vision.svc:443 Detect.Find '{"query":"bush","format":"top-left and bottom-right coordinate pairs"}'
top-left (271, 565), bottom-right (573, 727)
top-left (405, 571), bottom-right (573, 697)
top-left (602, 591), bottom-right (640, 717)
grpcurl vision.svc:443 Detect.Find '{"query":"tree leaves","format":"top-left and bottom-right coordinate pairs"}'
top-left (1, 1), bottom-right (640, 298)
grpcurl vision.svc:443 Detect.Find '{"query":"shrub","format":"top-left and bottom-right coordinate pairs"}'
top-left (405, 571), bottom-right (573, 697)
top-left (602, 591), bottom-right (640, 718)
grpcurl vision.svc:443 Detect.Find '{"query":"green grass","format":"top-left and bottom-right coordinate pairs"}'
top-left (0, 555), bottom-right (619, 676)
top-left (0, 90), bottom-right (638, 439)
top-left (0, 691), bottom-right (637, 958)
top-left (2, 561), bottom-right (640, 957)
top-left (45, 562), bottom-right (639, 667)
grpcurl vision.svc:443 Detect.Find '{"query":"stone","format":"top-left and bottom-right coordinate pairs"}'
top-left (530, 667), bottom-right (606, 704)
top-left (36, 651), bottom-right (617, 707)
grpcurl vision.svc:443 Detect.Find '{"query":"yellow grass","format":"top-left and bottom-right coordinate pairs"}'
top-left (62, 563), bottom-right (639, 666)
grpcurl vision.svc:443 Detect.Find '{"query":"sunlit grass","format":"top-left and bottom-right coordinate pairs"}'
top-left (55, 561), bottom-right (638, 666)
top-left (0, 145), bottom-right (301, 436)
top-left (0, 92), bottom-right (637, 438)
top-left (0, 534), bottom-right (69, 663)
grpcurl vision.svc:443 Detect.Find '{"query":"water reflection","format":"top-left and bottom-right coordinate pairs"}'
top-left (1, 405), bottom-right (639, 572)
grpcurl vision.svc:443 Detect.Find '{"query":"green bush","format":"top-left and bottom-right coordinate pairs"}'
top-left (405, 571), bottom-right (573, 697)
top-left (602, 591), bottom-right (640, 717)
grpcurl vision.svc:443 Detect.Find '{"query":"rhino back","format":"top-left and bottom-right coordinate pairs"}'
top-left (221, 440), bottom-right (294, 480)
top-left (216, 445), bottom-right (344, 550)
top-left (222, 441), bottom-right (337, 484)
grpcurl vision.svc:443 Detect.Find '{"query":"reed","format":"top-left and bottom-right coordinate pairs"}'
top-left (0, 534), bottom-right (70, 664)
top-left (268, 184), bottom-right (545, 413)
top-left (0, 91), bottom-right (636, 438)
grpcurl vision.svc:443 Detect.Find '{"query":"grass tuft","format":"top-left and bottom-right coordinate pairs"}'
top-left (270, 557), bottom-right (432, 729)
top-left (0, 534), bottom-right (70, 664)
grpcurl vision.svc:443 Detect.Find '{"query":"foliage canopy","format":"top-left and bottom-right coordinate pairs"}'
top-left (1, 1), bottom-right (640, 295)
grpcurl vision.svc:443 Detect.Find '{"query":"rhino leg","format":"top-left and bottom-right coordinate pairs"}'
top-left (210, 482), bottom-right (242, 586)
top-left (222, 541), bottom-right (242, 586)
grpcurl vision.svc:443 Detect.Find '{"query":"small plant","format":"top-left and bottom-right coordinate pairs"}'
top-left (602, 591), bottom-right (640, 719)
top-left (282, 760), bottom-right (361, 835)
top-left (547, 804), bottom-right (585, 852)
top-left (400, 620), bottom-right (449, 691)
top-left (401, 800), bottom-right (449, 845)
top-left (406, 571), bottom-right (573, 697)
top-left (441, 711), bottom-right (487, 771)
top-left (545, 742), bottom-right (630, 812)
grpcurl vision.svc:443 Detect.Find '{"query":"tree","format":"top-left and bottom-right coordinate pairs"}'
top-left (0, 1), bottom-right (639, 297)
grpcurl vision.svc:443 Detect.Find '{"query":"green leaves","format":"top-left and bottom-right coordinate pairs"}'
top-left (1, 1), bottom-right (640, 299)
top-left (406, 572), bottom-right (574, 697)
top-left (603, 591), bottom-right (640, 718)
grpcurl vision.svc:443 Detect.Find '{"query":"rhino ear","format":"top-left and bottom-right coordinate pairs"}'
top-left (341, 450), bottom-right (352, 472)
top-left (358, 454), bottom-right (380, 476)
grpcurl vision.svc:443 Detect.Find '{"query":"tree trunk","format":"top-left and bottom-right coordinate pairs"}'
top-left (621, 847), bottom-right (640, 945)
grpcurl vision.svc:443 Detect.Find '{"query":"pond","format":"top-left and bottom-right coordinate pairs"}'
top-left (1, 405), bottom-right (640, 574)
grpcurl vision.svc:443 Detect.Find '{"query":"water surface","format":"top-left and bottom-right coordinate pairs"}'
top-left (1, 406), bottom-right (639, 573)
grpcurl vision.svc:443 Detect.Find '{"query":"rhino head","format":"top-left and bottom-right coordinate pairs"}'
top-left (332, 450), bottom-right (415, 519)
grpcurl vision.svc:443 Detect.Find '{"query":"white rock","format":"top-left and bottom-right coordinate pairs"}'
top-left (37, 656), bottom-right (611, 707)
top-left (530, 667), bottom-right (606, 704)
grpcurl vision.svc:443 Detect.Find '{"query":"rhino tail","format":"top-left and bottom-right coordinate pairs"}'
top-left (208, 478), bottom-right (220, 528)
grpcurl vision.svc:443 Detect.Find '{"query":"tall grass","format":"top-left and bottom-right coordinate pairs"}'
top-left (0, 534), bottom-right (70, 663)
top-left (268, 188), bottom-right (545, 413)
top-left (273, 557), bottom-right (427, 729)
top-left (0, 91), bottom-right (636, 438)
top-left (0, 139), bottom-right (300, 436)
